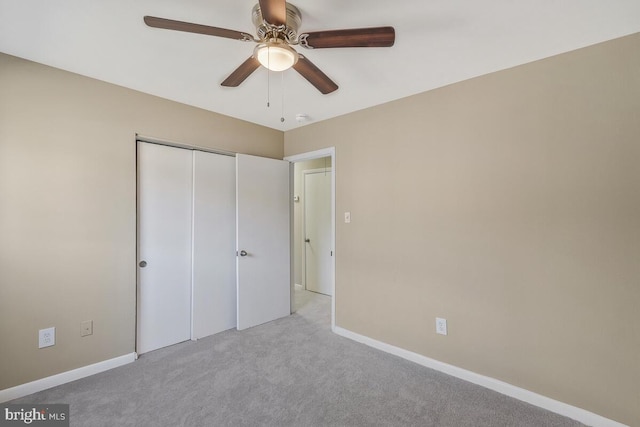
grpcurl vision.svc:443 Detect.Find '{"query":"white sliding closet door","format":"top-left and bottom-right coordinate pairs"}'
top-left (236, 154), bottom-right (291, 330)
top-left (137, 142), bottom-right (193, 354)
top-left (138, 144), bottom-right (291, 350)
top-left (192, 151), bottom-right (236, 338)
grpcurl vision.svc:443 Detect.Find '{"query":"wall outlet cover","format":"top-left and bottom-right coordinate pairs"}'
top-left (436, 318), bottom-right (447, 336)
top-left (81, 320), bottom-right (93, 337)
top-left (39, 327), bottom-right (56, 348)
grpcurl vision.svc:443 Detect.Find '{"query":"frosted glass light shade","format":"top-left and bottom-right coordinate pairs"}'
top-left (255, 41), bottom-right (299, 72)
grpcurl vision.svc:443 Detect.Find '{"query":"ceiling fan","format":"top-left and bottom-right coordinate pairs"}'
top-left (144, 0), bottom-right (395, 94)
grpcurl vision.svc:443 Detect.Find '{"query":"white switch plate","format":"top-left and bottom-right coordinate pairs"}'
top-left (344, 212), bottom-right (351, 223)
top-left (436, 318), bottom-right (447, 336)
top-left (39, 327), bottom-right (55, 348)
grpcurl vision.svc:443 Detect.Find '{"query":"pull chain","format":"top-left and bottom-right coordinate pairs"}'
top-left (267, 47), bottom-right (270, 108)
top-left (280, 72), bottom-right (285, 123)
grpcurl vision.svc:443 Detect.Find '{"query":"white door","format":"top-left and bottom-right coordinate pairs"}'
top-left (192, 151), bottom-right (236, 338)
top-left (137, 142), bottom-right (192, 354)
top-left (236, 154), bottom-right (291, 330)
top-left (304, 171), bottom-right (333, 296)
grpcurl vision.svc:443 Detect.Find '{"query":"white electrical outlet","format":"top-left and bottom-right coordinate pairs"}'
top-left (344, 212), bottom-right (351, 223)
top-left (436, 318), bottom-right (447, 336)
top-left (39, 327), bottom-right (55, 348)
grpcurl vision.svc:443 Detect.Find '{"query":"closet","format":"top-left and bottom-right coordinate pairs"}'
top-left (136, 141), bottom-right (290, 354)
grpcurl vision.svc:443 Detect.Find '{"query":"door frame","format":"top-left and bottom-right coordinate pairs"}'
top-left (284, 148), bottom-right (336, 331)
top-left (302, 168), bottom-right (333, 293)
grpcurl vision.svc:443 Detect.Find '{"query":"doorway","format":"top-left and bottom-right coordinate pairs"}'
top-left (302, 168), bottom-right (332, 296)
top-left (285, 148), bottom-right (336, 330)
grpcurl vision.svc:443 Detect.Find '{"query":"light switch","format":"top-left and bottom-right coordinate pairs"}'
top-left (344, 212), bottom-right (351, 223)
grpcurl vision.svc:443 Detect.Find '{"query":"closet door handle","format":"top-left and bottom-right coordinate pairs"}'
top-left (305, 238), bottom-right (310, 243)
top-left (139, 260), bottom-right (147, 268)
top-left (239, 250), bottom-right (248, 257)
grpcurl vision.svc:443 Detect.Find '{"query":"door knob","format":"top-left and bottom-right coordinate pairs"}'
top-left (239, 250), bottom-right (248, 257)
top-left (305, 238), bottom-right (310, 243)
top-left (139, 260), bottom-right (147, 267)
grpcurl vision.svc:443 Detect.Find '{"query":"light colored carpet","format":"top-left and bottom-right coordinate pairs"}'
top-left (11, 290), bottom-right (585, 426)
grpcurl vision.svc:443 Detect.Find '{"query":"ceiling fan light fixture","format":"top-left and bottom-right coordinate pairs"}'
top-left (254, 39), bottom-right (298, 72)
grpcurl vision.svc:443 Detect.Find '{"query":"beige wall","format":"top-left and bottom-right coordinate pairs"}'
top-left (1, 31), bottom-right (638, 424)
top-left (0, 53), bottom-right (283, 390)
top-left (293, 158), bottom-right (332, 286)
top-left (285, 34), bottom-right (640, 426)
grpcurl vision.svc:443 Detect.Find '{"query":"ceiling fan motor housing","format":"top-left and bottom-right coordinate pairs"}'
top-left (252, 2), bottom-right (302, 43)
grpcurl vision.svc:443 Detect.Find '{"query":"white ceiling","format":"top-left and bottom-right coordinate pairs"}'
top-left (1, 1), bottom-right (639, 131)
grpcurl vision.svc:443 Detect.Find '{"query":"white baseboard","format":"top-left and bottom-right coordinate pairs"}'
top-left (333, 327), bottom-right (626, 427)
top-left (294, 283), bottom-right (303, 290)
top-left (0, 352), bottom-right (137, 403)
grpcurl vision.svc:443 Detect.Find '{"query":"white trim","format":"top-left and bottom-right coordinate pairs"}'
top-left (284, 148), bottom-right (336, 331)
top-left (285, 148), bottom-right (334, 163)
top-left (333, 327), bottom-right (627, 427)
top-left (0, 353), bottom-right (136, 403)
top-left (190, 151), bottom-right (196, 341)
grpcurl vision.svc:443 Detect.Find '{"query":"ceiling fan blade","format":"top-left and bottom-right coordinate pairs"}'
top-left (299, 27), bottom-right (395, 49)
top-left (221, 57), bottom-right (261, 87)
top-left (144, 16), bottom-right (254, 41)
top-left (258, 0), bottom-right (287, 26)
top-left (293, 56), bottom-right (338, 95)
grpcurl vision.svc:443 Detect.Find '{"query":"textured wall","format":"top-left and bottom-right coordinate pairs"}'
top-left (284, 34), bottom-right (640, 425)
